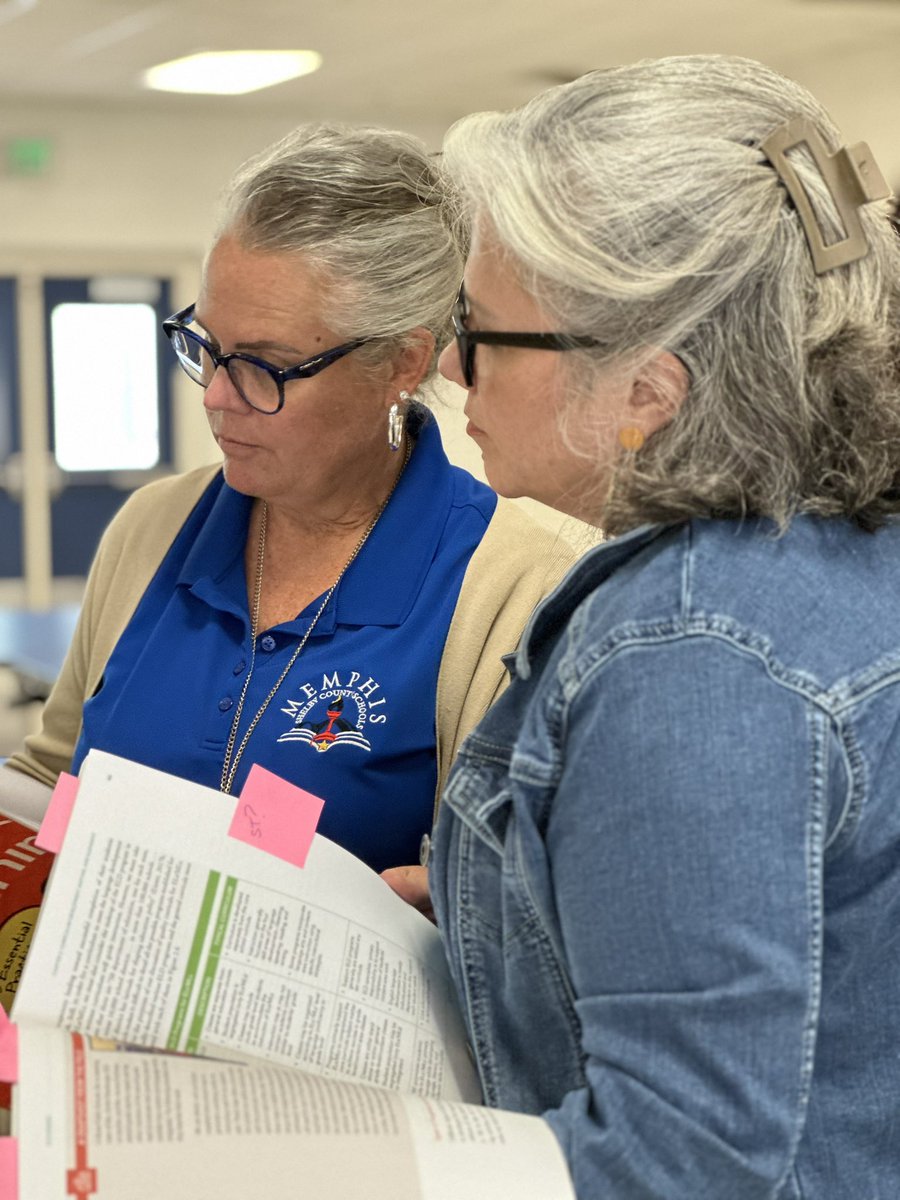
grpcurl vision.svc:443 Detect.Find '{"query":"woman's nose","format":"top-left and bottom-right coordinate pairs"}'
top-left (202, 365), bottom-right (246, 412)
top-left (438, 340), bottom-right (465, 388)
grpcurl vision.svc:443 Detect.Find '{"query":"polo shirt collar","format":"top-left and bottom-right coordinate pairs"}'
top-left (330, 410), bottom-right (455, 627)
top-left (178, 409), bottom-right (456, 631)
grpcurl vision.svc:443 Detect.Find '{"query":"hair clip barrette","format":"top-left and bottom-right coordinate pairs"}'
top-left (759, 116), bottom-right (892, 274)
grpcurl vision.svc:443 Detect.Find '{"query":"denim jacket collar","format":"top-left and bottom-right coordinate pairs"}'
top-left (514, 522), bottom-right (670, 680)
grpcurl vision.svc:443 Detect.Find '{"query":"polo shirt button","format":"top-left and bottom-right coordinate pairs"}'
top-left (218, 697), bottom-right (234, 712)
top-left (233, 659), bottom-right (246, 675)
top-left (260, 635), bottom-right (277, 652)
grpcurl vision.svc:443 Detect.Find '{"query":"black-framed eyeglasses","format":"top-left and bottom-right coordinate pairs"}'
top-left (162, 304), bottom-right (368, 415)
top-left (450, 283), bottom-right (604, 388)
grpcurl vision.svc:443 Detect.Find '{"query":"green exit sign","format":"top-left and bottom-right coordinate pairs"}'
top-left (6, 136), bottom-right (54, 176)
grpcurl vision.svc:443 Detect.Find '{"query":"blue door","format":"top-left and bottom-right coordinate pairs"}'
top-left (0, 277), bottom-right (23, 580)
top-left (43, 277), bottom-right (174, 576)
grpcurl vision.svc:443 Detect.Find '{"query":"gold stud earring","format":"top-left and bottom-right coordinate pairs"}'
top-left (618, 426), bottom-right (645, 452)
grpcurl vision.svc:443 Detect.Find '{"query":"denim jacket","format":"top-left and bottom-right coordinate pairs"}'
top-left (431, 515), bottom-right (900, 1200)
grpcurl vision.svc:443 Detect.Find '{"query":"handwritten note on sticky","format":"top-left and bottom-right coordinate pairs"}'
top-left (0, 1008), bottom-right (18, 1083)
top-left (229, 765), bottom-right (324, 869)
top-left (35, 771), bottom-right (79, 854)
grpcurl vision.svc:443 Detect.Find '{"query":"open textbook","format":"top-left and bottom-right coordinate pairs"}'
top-left (1, 751), bottom-right (575, 1199)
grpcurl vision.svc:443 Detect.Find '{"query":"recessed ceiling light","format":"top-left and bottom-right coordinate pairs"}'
top-left (142, 50), bottom-right (322, 96)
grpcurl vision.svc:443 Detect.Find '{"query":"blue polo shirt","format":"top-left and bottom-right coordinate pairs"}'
top-left (72, 412), bottom-right (497, 872)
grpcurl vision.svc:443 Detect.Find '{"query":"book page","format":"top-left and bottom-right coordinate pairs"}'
top-left (14, 751), bottom-right (479, 1103)
top-left (14, 1026), bottom-right (575, 1200)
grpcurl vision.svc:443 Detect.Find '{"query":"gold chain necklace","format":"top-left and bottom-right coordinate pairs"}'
top-left (220, 437), bottom-right (412, 794)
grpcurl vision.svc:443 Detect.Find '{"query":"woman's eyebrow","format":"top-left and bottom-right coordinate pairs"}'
top-left (236, 338), bottom-right (309, 357)
top-left (192, 308), bottom-right (220, 349)
top-left (193, 311), bottom-right (307, 358)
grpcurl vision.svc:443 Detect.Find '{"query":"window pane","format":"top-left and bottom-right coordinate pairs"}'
top-left (50, 302), bottom-right (160, 472)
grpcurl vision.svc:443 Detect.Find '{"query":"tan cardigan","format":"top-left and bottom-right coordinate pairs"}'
top-left (3, 466), bottom-right (577, 821)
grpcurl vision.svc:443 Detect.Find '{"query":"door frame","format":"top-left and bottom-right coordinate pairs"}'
top-left (0, 247), bottom-right (204, 607)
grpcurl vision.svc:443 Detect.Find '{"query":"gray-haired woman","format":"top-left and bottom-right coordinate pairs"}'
top-left (0, 123), bottom-right (573, 874)
top-left (421, 56), bottom-right (900, 1198)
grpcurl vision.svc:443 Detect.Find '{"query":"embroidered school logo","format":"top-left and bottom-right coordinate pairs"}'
top-left (277, 670), bottom-right (388, 754)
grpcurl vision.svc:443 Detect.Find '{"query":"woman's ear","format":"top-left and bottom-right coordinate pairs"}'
top-left (387, 328), bottom-right (436, 401)
top-left (628, 350), bottom-right (689, 437)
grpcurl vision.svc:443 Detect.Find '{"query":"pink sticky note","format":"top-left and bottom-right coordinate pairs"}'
top-left (35, 771), bottom-right (79, 854)
top-left (0, 1138), bottom-right (17, 1197)
top-left (0, 1008), bottom-right (18, 1083)
top-left (229, 764), bottom-right (324, 869)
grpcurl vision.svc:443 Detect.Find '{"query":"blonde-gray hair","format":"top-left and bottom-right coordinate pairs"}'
top-left (441, 55), bottom-right (900, 533)
top-left (216, 123), bottom-right (462, 382)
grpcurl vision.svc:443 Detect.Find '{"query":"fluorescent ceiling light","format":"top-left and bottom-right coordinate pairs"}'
top-left (142, 50), bottom-right (322, 95)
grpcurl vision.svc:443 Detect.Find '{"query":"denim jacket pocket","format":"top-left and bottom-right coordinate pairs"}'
top-left (443, 737), bottom-right (518, 857)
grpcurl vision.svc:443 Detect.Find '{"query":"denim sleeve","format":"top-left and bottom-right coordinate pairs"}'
top-left (544, 633), bottom-right (824, 1199)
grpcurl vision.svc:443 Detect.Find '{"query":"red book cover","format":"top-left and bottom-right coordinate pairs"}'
top-left (0, 814), bottom-right (53, 1110)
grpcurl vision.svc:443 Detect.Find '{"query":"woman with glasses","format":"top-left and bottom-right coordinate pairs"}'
top-left (0, 123), bottom-right (573, 876)
top-left (406, 56), bottom-right (900, 1197)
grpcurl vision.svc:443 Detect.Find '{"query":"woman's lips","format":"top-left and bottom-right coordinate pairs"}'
top-left (217, 434), bottom-right (256, 452)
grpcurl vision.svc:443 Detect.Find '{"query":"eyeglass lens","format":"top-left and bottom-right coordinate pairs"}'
top-left (453, 288), bottom-right (475, 387)
top-left (170, 329), bottom-right (281, 413)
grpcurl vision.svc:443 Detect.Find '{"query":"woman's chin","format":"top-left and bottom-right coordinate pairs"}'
top-left (220, 458), bottom-right (261, 497)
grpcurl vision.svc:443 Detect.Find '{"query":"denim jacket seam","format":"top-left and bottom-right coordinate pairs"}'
top-left (506, 759), bottom-right (558, 789)
top-left (453, 821), bottom-right (500, 1105)
top-left (507, 686), bottom-right (567, 789)
top-left (827, 665), bottom-right (900, 711)
top-left (558, 619), bottom-right (826, 709)
top-left (680, 520), bottom-right (694, 614)
top-left (510, 824), bottom-right (580, 1014)
top-left (559, 608), bottom-right (900, 708)
top-left (458, 746), bottom-right (560, 790)
top-left (460, 732), bottom-right (515, 764)
top-left (823, 714), bottom-right (866, 853)
top-left (774, 705), bottom-right (827, 1195)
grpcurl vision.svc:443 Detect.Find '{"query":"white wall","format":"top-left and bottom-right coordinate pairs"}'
top-left (2, 98), bottom-right (425, 254)
top-left (0, 96), bottom-right (458, 255)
